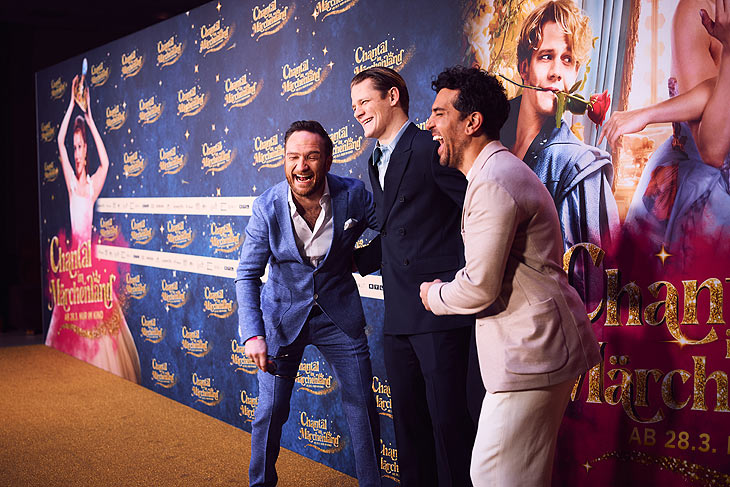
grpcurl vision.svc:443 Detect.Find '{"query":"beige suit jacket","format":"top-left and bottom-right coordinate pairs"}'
top-left (428, 141), bottom-right (601, 392)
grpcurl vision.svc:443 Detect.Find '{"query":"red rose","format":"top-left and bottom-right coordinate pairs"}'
top-left (588, 90), bottom-right (611, 127)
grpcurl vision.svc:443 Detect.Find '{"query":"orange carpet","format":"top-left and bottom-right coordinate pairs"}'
top-left (0, 345), bottom-right (358, 486)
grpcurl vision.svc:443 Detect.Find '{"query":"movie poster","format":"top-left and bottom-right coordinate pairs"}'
top-left (36, 0), bottom-right (729, 484)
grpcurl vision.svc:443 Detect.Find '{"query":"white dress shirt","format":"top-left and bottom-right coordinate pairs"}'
top-left (287, 180), bottom-right (333, 267)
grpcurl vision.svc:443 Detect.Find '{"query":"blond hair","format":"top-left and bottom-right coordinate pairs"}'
top-left (517, 0), bottom-right (592, 70)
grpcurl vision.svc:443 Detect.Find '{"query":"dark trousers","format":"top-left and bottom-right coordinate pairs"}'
top-left (384, 326), bottom-right (478, 487)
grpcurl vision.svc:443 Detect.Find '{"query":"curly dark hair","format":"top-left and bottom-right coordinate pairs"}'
top-left (284, 120), bottom-right (333, 160)
top-left (431, 66), bottom-right (509, 140)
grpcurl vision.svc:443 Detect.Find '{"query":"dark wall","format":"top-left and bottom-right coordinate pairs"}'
top-left (0, 2), bottom-right (208, 333)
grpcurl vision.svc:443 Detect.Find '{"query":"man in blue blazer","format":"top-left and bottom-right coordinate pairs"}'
top-left (235, 120), bottom-right (380, 487)
top-left (350, 67), bottom-right (478, 487)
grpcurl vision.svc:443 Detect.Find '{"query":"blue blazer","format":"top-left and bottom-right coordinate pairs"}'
top-left (235, 174), bottom-right (377, 351)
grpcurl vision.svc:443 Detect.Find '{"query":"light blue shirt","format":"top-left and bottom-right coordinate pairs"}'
top-left (374, 120), bottom-right (410, 190)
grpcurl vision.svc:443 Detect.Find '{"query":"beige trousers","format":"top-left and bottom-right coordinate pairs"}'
top-left (470, 378), bottom-right (575, 487)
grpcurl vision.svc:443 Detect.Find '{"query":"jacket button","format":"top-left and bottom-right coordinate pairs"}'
top-left (313, 293), bottom-right (318, 300)
top-left (398, 227), bottom-right (405, 236)
top-left (403, 259), bottom-right (409, 266)
top-left (399, 195), bottom-right (405, 203)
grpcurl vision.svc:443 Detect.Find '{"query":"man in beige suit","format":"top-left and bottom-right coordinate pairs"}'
top-left (419, 66), bottom-right (601, 486)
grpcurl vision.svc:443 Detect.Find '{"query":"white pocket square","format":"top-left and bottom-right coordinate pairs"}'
top-left (344, 218), bottom-right (358, 230)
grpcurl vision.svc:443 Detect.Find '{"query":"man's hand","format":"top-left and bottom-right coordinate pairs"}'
top-left (245, 337), bottom-right (270, 372)
top-left (419, 279), bottom-right (442, 312)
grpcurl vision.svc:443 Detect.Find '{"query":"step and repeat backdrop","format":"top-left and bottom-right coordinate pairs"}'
top-left (36, 0), bottom-right (730, 485)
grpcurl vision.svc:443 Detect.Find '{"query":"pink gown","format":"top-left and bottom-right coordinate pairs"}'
top-left (45, 175), bottom-right (141, 383)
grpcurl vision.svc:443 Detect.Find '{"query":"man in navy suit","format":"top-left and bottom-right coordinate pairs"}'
top-left (350, 67), bottom-right (478, 487)
top-left (235, 120), bottom-right (380, 487)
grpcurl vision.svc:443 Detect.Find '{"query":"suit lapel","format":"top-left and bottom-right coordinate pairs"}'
top-left (273, 183), bottom-right (304, 264)
top-left (380, 122), bottom-right (416, 226)
top-left (321, 174), bottom-right (347, 267)
top-left (367, 155), bottom-right (384, 227)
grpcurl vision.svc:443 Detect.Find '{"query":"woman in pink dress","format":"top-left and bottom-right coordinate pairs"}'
top-left (45, 75), bottom-right (140, 383)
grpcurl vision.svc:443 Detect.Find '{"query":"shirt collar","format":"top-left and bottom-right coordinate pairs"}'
top-left (287, 178), bottom-right (331, 217)
top-left (375, 119), bottom-right (410, 156)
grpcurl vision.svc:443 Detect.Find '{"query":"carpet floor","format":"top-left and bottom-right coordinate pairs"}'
top-left (0, 345), bottom-right (357, 486)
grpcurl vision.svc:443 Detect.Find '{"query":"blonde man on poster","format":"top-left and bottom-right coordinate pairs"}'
top-left (420, 66), bottom-right (600, 486)
top-left (499, 0), bottom-right (619, 305)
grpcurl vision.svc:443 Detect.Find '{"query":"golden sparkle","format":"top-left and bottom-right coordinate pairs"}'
top-left (216, 74), bottom-right (220, 82)
top-left (312, 9), bottom-right (319, 20)
top-left (656, 244), bottom-right (672, 265)
top-left (194, 64), bottom-right (199, 73)
top-left (216, 2), bottom-right (221, 12)
top-left (184, 130), bottom-right (190, 140)
top-left (224, 126), bottom-right (229, 134)
top-left (328, 61), bottom-right (334, 69)
top-left (322, 46), bottom-right (328, 56)
top-left (582, 461), bottom-right (592, 472)
top-left (252, 185), bottom-right (257, 193)
top-left (216, 187), bottom-right (221, 196)
top-left (211, 124), bottom-right (216, 131)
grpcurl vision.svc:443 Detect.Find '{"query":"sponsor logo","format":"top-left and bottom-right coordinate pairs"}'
top-left (91, 61), bottom-right (110, 87)
top-left (295, 359), bottom-right (336, 395)
top-left (50, 77), bottom-right (67, 100)
top-left (99, 217), bottom-right (120, 242)
top-left (181, 325), bottom-right (210, 357)
top-left (251, 0), bottom-right (292, 40)
top-left (165, 219), bottom-right (194, 249)
top-left (353, 38), bottom-right (414, 75)
top-left (200, 19), bottom-right (233, 55)
top-left (43, 161), bottom-right (59, 182)
top-left (224, 73), bottom-right (262, 110)
top-left (201, 140), bottom-right (235, 174)
top-left (40, 122), bottom-right (56, 143)
top-left (141, 316), bottom-right (164, 343)
top-left (105, 104), bottom-right (127, 131)
top-left (329, 125), bottom-right (369, 164)
top-left (239, 389), bottom-right (258, 423)
top-left (252, 132), bottom-right (284, 170)
top-left (138, 96), bottom-right (163, 125)
top-left (191, 373), bottom-right (222, 406)
top-left (204, 286), bottom-right (236, 318)
top-left (177, 85), bottom-right (207, 118)
top-left (125, 273), bottom-right (147, 300)
top-left (372, 376), bottom-right (392, 418)
top-left (130, 218), bottom-right (154, 245)
top-left (123, 151), bottom-right (147, 177)
top-left (152, 358), bottom-right (177, 387)
top-left (158, 146), bottom-right (187, 175)
top-left (312, 0), bottom-right (359, 21)
top-left (161, 279), bottom-right (188, 308)
top-left (209, 222), bottom-right (243, 254)
top-left (298, 411), bottom-right (344, 453)
top-left (121, 49), bottom-right (144, 79)
top-left (281, 58), bottom-right (330, 100)
top-left (157, 35), bottom-right (184, 67)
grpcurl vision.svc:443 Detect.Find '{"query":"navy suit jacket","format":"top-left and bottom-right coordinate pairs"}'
top-left (361, 122), bottom-right (473, 334)
top-left (235, 174), bottom-right (377, 351)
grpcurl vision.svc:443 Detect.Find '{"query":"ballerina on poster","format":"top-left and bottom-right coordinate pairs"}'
top-left (45, 62), bottom-right (141, 383)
